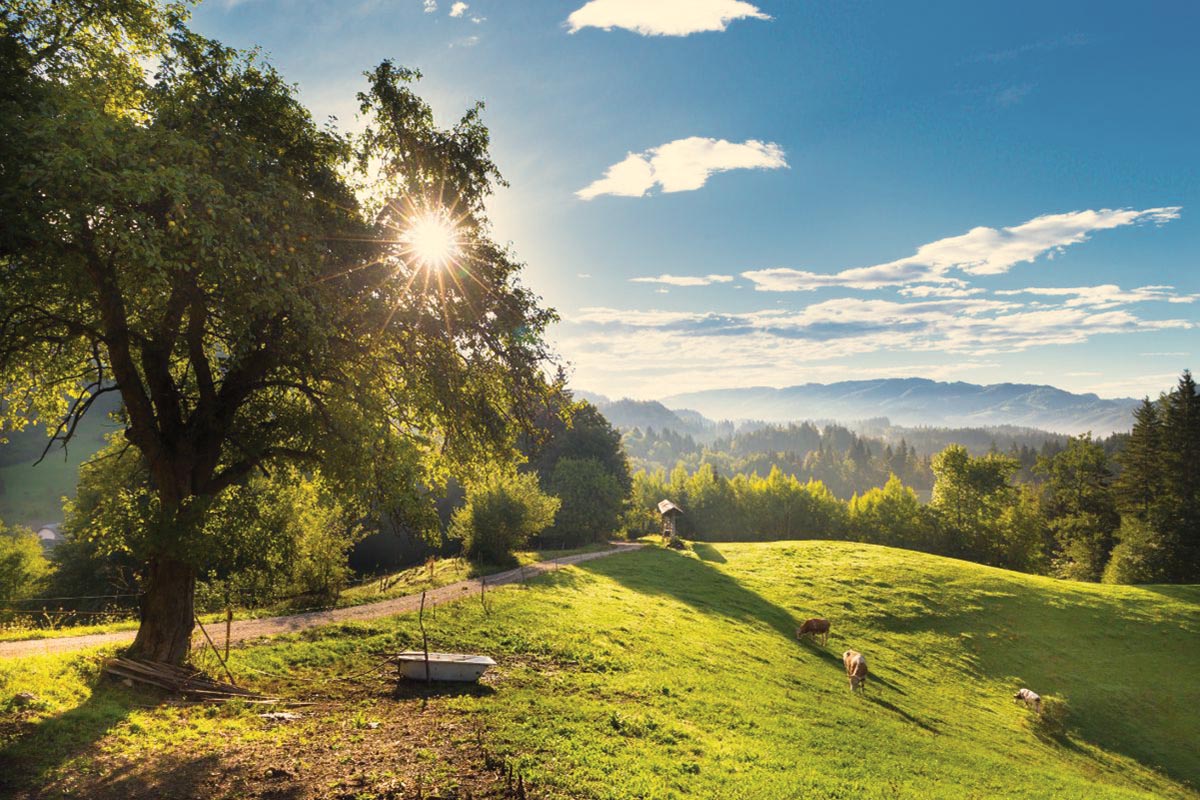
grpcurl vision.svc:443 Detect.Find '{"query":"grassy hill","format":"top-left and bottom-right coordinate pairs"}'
top-left (2, 541), bottom-right (1197, 799)
top-left (0, 395), bottom-right (120, 525)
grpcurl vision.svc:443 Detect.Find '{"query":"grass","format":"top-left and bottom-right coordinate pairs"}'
top-left (0, 456), bottom-right (84, 526)
top-left (1, 540), bottom-right (1197, 799)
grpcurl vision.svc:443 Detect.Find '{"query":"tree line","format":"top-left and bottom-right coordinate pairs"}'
top-left (624, 372), bottom-right (1199, 584)
top-left (621, 420), bottom-right (1078, 500)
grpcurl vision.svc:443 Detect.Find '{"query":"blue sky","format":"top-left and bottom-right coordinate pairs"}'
top-left (192, 0), bottom-right (1199, 400)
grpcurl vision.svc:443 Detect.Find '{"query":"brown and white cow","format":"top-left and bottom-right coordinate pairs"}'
top-left (796, 618), bottom-right (831, 645)
top-left (1013, 688), bottom-right (1042, 713)
top-left (843, 649), bottom-right (868, 692)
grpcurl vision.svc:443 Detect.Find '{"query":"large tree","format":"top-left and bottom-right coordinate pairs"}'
top-left (1, 4), bottom-right (556, 662)
top-left (1036, 434), bottom-right (1120, 581)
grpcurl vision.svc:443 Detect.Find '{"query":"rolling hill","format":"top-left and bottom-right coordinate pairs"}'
top-left (660, 378), bottom-right (1140, 435)
top-left (3, 541), bottom-right (1196, 799)
top-left (0, 394), bottom-right (121, 527)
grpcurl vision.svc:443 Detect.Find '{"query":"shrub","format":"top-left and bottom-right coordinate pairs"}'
top-left (450, 471), bottom-right (559, 563)
top-left (0, 522), bottom-right (51, 609)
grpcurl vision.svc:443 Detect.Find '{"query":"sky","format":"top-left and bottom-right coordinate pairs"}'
top-left (191, 0), bottom-right (1199, 401)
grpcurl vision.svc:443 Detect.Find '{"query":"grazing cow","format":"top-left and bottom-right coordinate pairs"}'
top-left (1013, 688), bottom-right (1042, 713)
top-left (843, 649), bottom-right (869, 692)
top-left (796, 618), bottom-right (831, 645)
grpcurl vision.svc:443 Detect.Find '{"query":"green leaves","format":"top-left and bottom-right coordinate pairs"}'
top-left (450, 469), bottom-right (559, 563)
top-left (2, 3), bottom-right (557, 589)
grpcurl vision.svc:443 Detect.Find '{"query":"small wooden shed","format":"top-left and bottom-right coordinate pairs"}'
top-left (657, 499), bottom-right (683, 539)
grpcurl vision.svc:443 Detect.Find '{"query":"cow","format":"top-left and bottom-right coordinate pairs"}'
top-left (843, 649), bottom-right (868, 692)
top-left (1013, 688), bottom-right (1042, 714)
top-left (796, 618), bottom-right (831, 646)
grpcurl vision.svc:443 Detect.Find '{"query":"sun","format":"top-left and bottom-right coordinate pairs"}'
top-left (403, 209), bottom-right (462, 270)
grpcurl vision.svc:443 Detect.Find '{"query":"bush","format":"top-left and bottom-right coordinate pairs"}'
top-left (543, 458), bottom-right (625, 547)
top-left (450, 471), bottom-right (559, 563)
top-left (0, 521), bottom-right (51, 609)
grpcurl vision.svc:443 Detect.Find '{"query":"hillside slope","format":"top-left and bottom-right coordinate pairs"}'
top-left (0, 394), bottom-right (121, 525)
top-left (2, 543), bottom-right (1196, 799)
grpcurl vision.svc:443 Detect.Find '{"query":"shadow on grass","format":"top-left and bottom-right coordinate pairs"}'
top-left (53, 749), bottom-right (302, 800)
top-left (869, 579), bottom-right (1200, 787)
top-left (577, 547), bottom-right (799, 640)
top-left (692, 542), bottom-right (727, 564)
top-left (795, 639), bottom-right (908, 698)
top-left (865, 695), bottom-right (939, 734)
top-left (1127, 584), bottom-right (1200, 605)
top-left (796, 638), bottom-right (845, 667)
top-left (0, 679), bottom-right (141, 797)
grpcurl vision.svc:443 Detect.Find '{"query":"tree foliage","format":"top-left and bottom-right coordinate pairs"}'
top-left (449, 470), bottom-right (559, 563)
top-left (542, 457), bottom-right (624, 547)
top-left (0, 519), bottom-right (51, 609)
top-left (1, 1), bottom-right (556, 661)
top-left (59, 438), bottom-right (364, 609)
top-left (1109, 372), bottom-right (1200, 582)
top-left (1036, 435), bottom-right (1119, 581)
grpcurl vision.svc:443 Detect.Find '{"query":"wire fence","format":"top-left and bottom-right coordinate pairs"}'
top-left (0, 561), bottom-right (459, 629)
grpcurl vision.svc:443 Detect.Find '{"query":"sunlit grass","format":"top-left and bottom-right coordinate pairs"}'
top-left (3, 542), bottom-right (1197, 799)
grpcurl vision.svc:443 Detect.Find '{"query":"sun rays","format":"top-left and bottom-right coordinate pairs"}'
top-left (401, 207), bottom-right (463, 270)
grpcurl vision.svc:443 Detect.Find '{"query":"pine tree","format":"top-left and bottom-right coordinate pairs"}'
top-left (1115, 398), bottom-right (1164, 517)
top-left (1159, 372), bottom-right (1200, 579)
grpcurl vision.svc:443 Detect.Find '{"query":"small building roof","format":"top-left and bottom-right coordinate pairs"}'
top-left (657, 499), bottom-right (682, 516)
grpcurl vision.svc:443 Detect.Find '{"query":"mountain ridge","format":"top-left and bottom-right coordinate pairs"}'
top-left (583, 377), bottom-right (1140, 436)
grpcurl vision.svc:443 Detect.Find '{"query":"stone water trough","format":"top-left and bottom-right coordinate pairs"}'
top-left (396, 651), bottom-right (496, 682)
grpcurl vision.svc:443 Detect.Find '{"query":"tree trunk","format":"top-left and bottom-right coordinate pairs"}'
top-left (128, 556), bottom-right (196, 665)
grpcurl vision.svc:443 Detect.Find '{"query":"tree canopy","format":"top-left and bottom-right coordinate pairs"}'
top-left (1, 1), bottom-right (557, 661)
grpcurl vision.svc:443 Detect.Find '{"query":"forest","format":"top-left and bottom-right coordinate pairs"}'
top-left (621, 417), bottom-right (1084, 499)
top-left (624, 372), bottom-right (1199, 585)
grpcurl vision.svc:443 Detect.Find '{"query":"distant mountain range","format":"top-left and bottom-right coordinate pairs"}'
top-left (584, 378), bottom-right (1142, 436)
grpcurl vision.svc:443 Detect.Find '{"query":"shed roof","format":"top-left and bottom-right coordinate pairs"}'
top-left (657, 499), bottom-right (682, 516)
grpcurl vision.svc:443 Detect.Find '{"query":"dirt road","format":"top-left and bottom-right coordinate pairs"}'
top-left (0, 543), bottom-right (643, 660)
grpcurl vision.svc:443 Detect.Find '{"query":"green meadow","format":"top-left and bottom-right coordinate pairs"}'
top-left (2, 541), bottom-right (1197, 799)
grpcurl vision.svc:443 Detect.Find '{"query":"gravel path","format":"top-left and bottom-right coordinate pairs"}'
top-left (0, 543), bottom-right (643, 660)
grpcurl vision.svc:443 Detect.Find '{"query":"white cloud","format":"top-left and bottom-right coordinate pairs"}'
top-left (742, 207), bottom-right (1182, 291)
top-left (566, 0), bottom-right (769, 36)
top-left (994, 83), bottom-right (1034, 107)
top-left (556, 297), bottom-right (1194, 396)
top-left (423, 0), bottom-right (437, 12)
top-left (449, 1), bottom-right (467, 16)
top-left (899, 285), bottom-right (985, 298)
top-left (995, 284), bottom-right (1199, 309)
top-left (630, 274), bottom-right (734, 287)
top-left (578, 137), bottom-right (786, 200)
top-left (975, 33), bottom-right (1090, 64)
